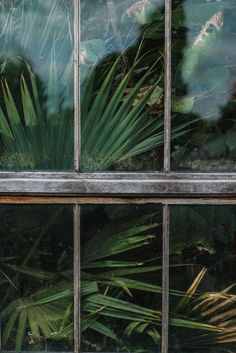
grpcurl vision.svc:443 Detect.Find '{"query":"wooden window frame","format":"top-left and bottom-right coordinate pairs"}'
top-left (1, 1), bottom-right (236, 353)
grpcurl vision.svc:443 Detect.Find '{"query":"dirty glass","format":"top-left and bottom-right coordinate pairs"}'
top-left (81, 204), bottom-right (163, 352)
top-left (0, 205), bottom-right (74, 351)
top-left (0, 0), bottom-right (74, 170)
top-left (169, 205), bottom-right (236, 352)
top-left (80, 0), bottom-right (166, 172)
top-left (171, 0), bottom-right (236, 172)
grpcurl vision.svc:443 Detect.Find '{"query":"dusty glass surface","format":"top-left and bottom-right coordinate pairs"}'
top-left (0, 0), bottom-right (74, 170)
top-left (80, 0), bottom-right (167, 172)
top-left (170, 205), bottom-right (236, 352)
top-left (171, 0), bottom-right (236, 172)
top-left (81, 204), bottom-right (162, 352)
top-left (0, 205), bottom-right (74, 351)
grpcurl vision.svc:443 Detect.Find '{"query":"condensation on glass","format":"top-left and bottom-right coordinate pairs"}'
top-left (80, 204), bottom-right (163, 352)
top-left (171, 0), bottom-right (236, 172)
top-left (0, 205), bottom-right (74, 351)
top-left (80, 0), bottom-right (165, 172)
top-left (169, 205), bottom-right (236, 352)
top-left (0, 0), bottom-right (74, 170)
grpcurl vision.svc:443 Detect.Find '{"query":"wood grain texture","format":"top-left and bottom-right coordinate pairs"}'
top-left (0, 172), bottom-right (236, 196)
top-left (1, 196), bottom-right (236, 204)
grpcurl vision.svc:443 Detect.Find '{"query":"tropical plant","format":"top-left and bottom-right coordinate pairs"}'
top-left (81, 55), bottom-right (164, 171)
top-left (0, 206), bottom-right (73, 350)
top-left (1, 206), bottom-right (236, 352)
top-left (170, 270), bottom-right (236, 353)
top-left (0, 63), bottom-right (73, 169)
top-left (170, 0), bottom-right (236, 171)
top-left (0, 0), bottom-right (74, 169)
top-left (81, 55), bottom-right (191, 171)
top-left (0, 0), bottom-right (192, 171)
top-left (0, 208), bottom-right (163, 350)
top-left (0, 54), bottom-right (189, 171)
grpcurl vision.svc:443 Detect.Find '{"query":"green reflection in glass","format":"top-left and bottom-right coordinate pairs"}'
top-left (81, 205), bottom-right (162, 352)
top-left (169, 205), bottom-right (236, 353)
top-left (0, 0), bottom-right (74, 170)
top-left (80, 0), bottom-right (168, 172)
top-left (172, 0), bottom-right (236, 172)
top-left (0, 205), bottom-right (74, 351)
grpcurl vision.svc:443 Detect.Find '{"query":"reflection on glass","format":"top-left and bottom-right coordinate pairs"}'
top-left (81, 205), bottom-right (162, 352)
top-left (81, 0), bottom-right (167, 171)
top-left (0, 205), bottom-right (73, 351)
top-left (172, 0), bottom-right (236, 171)
top-left (170, 206), bottom-right (236, 353)
top-left (0, 1), bottom-right (74, 170)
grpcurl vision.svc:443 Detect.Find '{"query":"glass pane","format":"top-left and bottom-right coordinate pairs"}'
top-left (80, 0), bottom-right (166, 172)
top-left (171, 0), bottom-right (236, 172)
top-left (0, 205), bottom-right (74, 351)
top-left (0, 1), bottom-right (74, 170)
top-left (81, 204), bottom-right (162, 352)
top-left (170, 205), bottom-right (236, 352)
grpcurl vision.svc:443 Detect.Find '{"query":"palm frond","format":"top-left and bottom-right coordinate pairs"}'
top-left (0, 0), bottom-right (74, 170)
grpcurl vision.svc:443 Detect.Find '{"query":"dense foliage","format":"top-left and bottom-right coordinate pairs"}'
top-left (0, 1), bottom-right (236, 352)
top-left (1, 205), bottom-right (236, 352)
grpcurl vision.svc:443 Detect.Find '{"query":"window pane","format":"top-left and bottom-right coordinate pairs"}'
top-left (81, 204), bottom-right (162, 351)
top-left (171, 0), bottom-right (236, 172)
top-left (0, 205), bottom-right (74, 351)
top-left (80, 0), bottom-right (165, 172)
top-left (170, 205), bottom-right (236, 352)
top-left (0, 0), bottom-right (74, 170)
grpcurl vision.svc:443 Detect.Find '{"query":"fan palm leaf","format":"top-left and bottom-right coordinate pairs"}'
top-left (1, 210), bottom-right (236, 351)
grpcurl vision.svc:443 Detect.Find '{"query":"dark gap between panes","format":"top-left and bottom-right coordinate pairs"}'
top-left (171, 0), bottom-right (236, 172)
top-left (80, 204), bottom-right (163, 352)
top-left (169, 205), bottom-right (236, 353)
top-left (0, 205), bottom-right (74, 352)
top-left (0, 0), bottom-right (74, 171)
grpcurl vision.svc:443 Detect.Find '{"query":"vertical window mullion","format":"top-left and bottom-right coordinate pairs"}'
top-left (164, 0), bottom-right (172, 173)
top-left (74, 0), bottom-right (80, 172)
top-left (74, 204), bottom-right (81, 353)
top-left (162, 204), bottom-right (170, 353)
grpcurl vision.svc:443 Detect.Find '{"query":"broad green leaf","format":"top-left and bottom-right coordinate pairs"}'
top-left (172, 96), bottom-right (194, 114)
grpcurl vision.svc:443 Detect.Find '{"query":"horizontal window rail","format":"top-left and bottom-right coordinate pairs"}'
top-left (0, 172), bottom-right (236, 196)
top-left (0, 196), bottom-right (236, 205)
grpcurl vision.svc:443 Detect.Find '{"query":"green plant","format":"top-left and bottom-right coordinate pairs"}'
top-left (170, 270), bottom-right (236, 352)
top-left (0, 0), bottom-right (191, 171)
top-left (81, 56), bottom-right (188, 171)
top-left (0, 63), bottom-right (73, 169)
top-left (170, 0), bottom-right (236, 171)
top-left (1, 206), bottom-right (236, 352)
top-left (0, 0), bottom-right (74, 169)
top-left (81, 56), bottom-right (163, 171)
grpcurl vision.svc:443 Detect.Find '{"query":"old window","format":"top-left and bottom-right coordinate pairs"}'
top-left (0, 1), bottom-right (236, 353)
